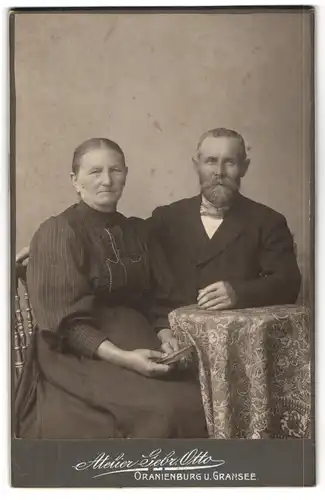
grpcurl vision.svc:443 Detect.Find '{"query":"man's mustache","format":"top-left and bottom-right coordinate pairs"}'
top-left (201, 176), bottom-right (239, 191)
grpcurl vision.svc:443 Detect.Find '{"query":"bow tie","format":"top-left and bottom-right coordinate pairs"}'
top-left (200, 199), bottom-right (230, 219)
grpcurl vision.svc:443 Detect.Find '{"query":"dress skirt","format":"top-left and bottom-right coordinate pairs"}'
top-left (15, 307), bottom-right (208, 439)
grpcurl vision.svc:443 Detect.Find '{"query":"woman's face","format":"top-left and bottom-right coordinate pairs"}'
top-left (71, 147), bottom-right (128, 212)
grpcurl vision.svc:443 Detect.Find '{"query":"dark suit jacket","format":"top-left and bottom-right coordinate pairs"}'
top-left (150, 194), bottom-right (301, 316)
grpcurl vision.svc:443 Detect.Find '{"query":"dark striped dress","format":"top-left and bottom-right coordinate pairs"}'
top-left (14, 200), bottom-right (207, 439)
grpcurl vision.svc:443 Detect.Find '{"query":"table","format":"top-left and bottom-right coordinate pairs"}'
top-left (169, 304), bottom-right (311, 439)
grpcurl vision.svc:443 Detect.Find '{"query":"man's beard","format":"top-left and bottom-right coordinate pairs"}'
top-left (200, 175), bottom-right (240, 208)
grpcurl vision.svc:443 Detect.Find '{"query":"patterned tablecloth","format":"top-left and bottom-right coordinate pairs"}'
top-left (168, 305), bottom-right (311, 439)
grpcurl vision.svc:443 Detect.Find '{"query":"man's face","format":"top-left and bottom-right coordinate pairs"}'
top-left (71, 147), bottom-right (128, 211)
top-left (194, 136), bottom-right (249, 207)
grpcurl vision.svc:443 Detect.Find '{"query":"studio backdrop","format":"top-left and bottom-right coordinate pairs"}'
top-left (14, 11), bottom-right (312, 305)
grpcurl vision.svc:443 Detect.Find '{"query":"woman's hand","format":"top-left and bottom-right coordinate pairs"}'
top-left (124, 349), bottom-right (171, 378)
top-left (160, 338), bottom-right (180, 356)
top-left (157, 329), bottom-right (180, 355)
top-left (157, 329), bottom-right (190, 369)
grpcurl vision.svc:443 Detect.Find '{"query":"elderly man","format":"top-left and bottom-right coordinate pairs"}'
top-left (150, 127), bottom-right (301, 330)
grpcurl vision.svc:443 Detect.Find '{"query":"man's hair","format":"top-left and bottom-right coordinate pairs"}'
top-left (72, 138), bottom-right (125, 175)
top-left (196, 128), bottom-right (247, 160)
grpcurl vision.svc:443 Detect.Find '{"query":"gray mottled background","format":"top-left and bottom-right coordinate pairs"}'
top-left (14, 11), bottom-right (313, 304)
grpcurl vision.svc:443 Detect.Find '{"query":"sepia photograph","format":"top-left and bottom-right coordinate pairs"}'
top-left (10, 6), bottom-right (314, 487)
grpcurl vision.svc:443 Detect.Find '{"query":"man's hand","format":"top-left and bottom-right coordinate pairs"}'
top-left (197, 281), bottom-right (237, 310)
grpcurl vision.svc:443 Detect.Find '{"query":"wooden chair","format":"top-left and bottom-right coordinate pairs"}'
top-left (14, 249), bottom-right (33, 380)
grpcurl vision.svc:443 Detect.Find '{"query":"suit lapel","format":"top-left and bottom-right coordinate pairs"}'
top-left (196, 194), bottom-right (248, 266)
top-left (181, 196), bottom-right (211, 262)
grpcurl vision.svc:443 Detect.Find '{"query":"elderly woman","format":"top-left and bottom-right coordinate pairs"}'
top-left (14, 138), bottom-right (207, 439)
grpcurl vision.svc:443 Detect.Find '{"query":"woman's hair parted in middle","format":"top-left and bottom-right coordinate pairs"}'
top-left (72, 138), bottom-right (126, 175)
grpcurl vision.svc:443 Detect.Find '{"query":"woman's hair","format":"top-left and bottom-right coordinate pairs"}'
top-left (72, 138), bottom-right (126, 175)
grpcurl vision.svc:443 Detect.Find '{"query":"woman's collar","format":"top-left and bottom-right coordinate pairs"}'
top-left (77, 200), bottom-right (124, 227)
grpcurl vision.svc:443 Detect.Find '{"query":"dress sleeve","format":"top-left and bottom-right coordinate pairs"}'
top-left (26, 216), bottom-right (109, 357)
